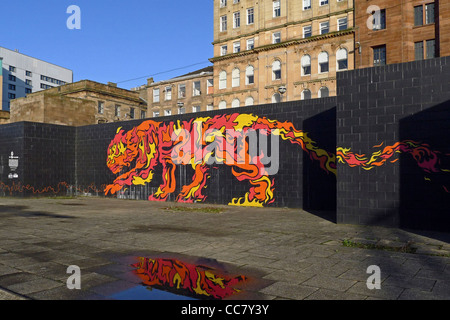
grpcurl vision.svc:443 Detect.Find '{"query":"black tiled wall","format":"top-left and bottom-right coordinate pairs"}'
top-left (336, 56), bottom-right (450, 231)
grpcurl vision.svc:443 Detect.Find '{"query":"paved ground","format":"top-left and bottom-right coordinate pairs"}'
top-left (0, 197), bottom-right (449, 300)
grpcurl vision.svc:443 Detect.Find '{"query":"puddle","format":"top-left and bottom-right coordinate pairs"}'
top-left (110, 285), bottom-right (197, 300)
top-left (97, 253), bottom-right (273, 301)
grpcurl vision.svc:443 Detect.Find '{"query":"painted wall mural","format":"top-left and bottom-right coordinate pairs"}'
top-left (0, 181), bottom-right (105, 196)
top-left (104, 113), bottom-right (337, 207)
top-left (337, 141), bottom-right (450, 193)
top-left (132, 257), bottom-right (247, 300)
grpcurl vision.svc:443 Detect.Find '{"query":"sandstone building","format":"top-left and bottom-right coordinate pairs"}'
top-left (355, 0), bottom-right (450, 68)
top-left (209, 0), bottom-right (354, 106)
top-left (10, 80), bottom-right (147, 126)
top-left (146, 66), bottom-right (214, 117)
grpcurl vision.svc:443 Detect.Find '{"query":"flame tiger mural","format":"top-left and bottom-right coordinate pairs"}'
top-left (132, 257), bottom-right (247, 300)
top-left (104, 113), bottom-right (337, 206)
top-left (337, 140), bottom-right (450, 192)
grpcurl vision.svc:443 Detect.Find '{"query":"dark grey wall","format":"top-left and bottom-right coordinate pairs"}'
top-left (336, 56), bottom-right (450, 232)
top-left (1, 56), bottom-right (449, 233)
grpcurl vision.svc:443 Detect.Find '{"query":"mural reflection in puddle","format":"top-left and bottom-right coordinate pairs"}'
top-left (129, 256), bottom-right (248, 300)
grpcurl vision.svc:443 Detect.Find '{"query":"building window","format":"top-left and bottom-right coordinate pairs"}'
top-left (337, 48), bottom-right (348, 71)
top-left (320, 21), bottom-right (329, 35)
top-left (426, 39), bottom-right (436, 59)
top-left (8, 84), bottom-right (16, 91)
top-left (219, 71), bottom-right (227, 89)
top-left (233, 11), bottom-right (240, 28)
top-left (245, 96), bottom-right (254, 106)
top-left (192, 106), bottom-right (201, 113)
top-left (221, 45), bottom-right (228, 56)
top-left (9, 66), bottom-right (16, 72)
top-left (129, 108), bottom-right (135, 119)
top-left (178, 84), bottom-right (186, 98)
top-left (414, 5), bottom-right (423, 26)
top-left (246, 65), bottom-right (255, 84)
top-left (220, 15), bottom-right (228, 31)
top-left (164, 109), bottom-right (172, 116)
top-left (373, 45), bottom-right (387, 66)
top-left (25, 88), bottom-right (32, 94)
top-left (220, 0), bottom-right (227, 8)
top-left (273, 32), bottom-right (281, 44)
top-left (207, 79), bottom-right (214, 94)
top-left (272, 93), bottom-right (281, 103)
top-left (247, 38), bottom-right (255, 50)
top-left (26, 70), bottom-right (32, 77)
top-left (318, 52), bottom-right (329, 73)
top-left (153, 88), bottom-right (160, 103)
top-left (415, 41), bottom-right (424, 61)
top-left (303, 25), bottom-right (312, 38)
top-left (193, 81), bottom-right (201, 96)
top-left (425, 3), bottom-right (435, 24)
top-left (8, 93), bottom-right (16, 99)
top-left (8, 75), bottom-right (16, 82)
top-left (233, 41), bottom-right (241, 53)
top-left (320, 0), bottom-right (329, 6)
top-left (247, 8), bottom-right (254, 25)
top-left (178, 107), bottom-right (185, 115)
top-left (301, 55), bottom-right (311, 76)
top-left (115, 105), bottom-right (121, 117)
top-left (273, 0), bottom-right (281, 17)
top-left (319, 87), bottom-right (329, 98)
top-left (373, 9), bottom-right (386, 30)
top-left (40, 83), bottom-right (53, 89)
top-left (303, 0), bottom-right (311, 10)
top-left (272, 60), bottom-right (281, 80)
top-left (98, 101), bottom-right (104, 114)
top-left (232, 99), bottom-right (240, 108)
top-left (165, 86), bottom-right (172, 100)
top-left (26, 79), bottom-right (32, 85)
top-left (301, 89), bottom-right (311, 100)
top-left (207, 104), bottom-right (214, 111)
top-left (218, 101), bottom-right (227, 109)
top-left (338, 17), bottom-right (348, 31)
top-left (153, 111), bottom-right (160, 118)
top-left (141, 110), bottom-right (147, 119)
top-left (232, 68), bottom-right (240, 87)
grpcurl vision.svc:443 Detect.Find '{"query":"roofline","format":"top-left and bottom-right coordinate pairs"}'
top-left (0, 46), bottom-right (73, 73)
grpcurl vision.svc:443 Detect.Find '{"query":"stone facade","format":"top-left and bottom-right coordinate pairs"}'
top-left (10, 80), bottom-right (147, 126)
top-left (355, 0), bottom-right (449, 68)
top-left (0, 110), bottom-right (9, 124)
top-left (210, 0), bottom-right (355, 105)
top-left (146, 67), bottom-right (214, 117)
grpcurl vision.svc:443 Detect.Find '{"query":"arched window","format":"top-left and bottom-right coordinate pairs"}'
top-left (219, 71), bottom-right (227, 89)
top-left (301, 55), bottom-right (311, 76)
top-left (301, 89), bottom-right (311, 100)
top-left (318, 52), bottom-right (329, 73)
top-left (232, 68), bottom-right (240, 87)
top-left (337, 48), bottom-right (348, 71)
top-left (232, 98), bottom-right (240, 108)
top-left (246, 65), bottom-right (254, 85)
top-left (245, 96), bottom-right (254, 106)
top-left (272, 60), bottom-right (281, 80)
top-left (319, 87), bottom-right (329, 98)
top-left (218, 100), bottom-right (227, 109)
top-left (272, 93), bottom-right (281, 103)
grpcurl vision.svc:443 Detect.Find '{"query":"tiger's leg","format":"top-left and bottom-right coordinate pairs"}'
top-left (229, 164), bottom-right (275, 207)
top-left (176, 164), bottom-right (210, 203)
top-left (149, 158), bottom-right (177, 201)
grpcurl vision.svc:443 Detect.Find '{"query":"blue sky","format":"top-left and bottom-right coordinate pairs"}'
top-left (1, 0), bottom-right (214, 89)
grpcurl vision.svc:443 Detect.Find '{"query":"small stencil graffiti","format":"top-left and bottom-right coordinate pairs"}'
top-left (8, 152), bottom-right (19, 179)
